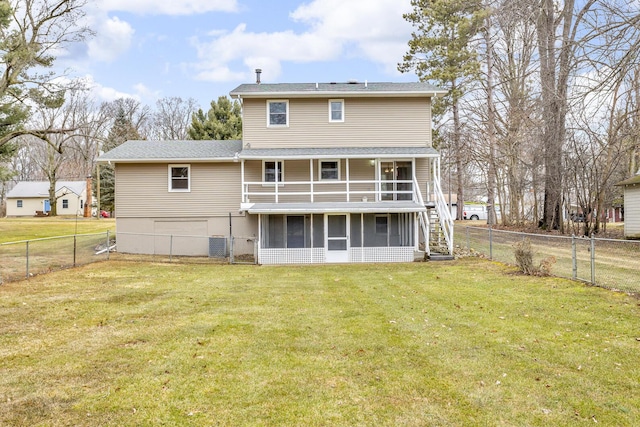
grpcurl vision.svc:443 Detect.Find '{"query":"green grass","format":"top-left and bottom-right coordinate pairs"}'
top-left (1, 259), bottom-right (638, 426)
top-left (0, 217), bottom-right (115, 243)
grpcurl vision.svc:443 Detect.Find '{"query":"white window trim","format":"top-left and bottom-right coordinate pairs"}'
top-left (318, 159), bottom-right (341, 181)
top-left (267, 100), bottom-right (289, 127)
top-left (168, 164), bottom-right (191, 192)
top-left (262, 160), bottom-right (284, 186)
top-left (328, 99), bottom-right (344, 123)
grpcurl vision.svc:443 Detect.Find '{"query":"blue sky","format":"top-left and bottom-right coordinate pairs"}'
top-left (60, 0), bottom-right (418, 109)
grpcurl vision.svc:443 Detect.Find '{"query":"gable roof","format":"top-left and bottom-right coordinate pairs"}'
top-left (7, 181), bottom-right (86, 198)
top-left (97, 140), bottom-right (243, 163)
top-left (230, 82), bottom-right (447, 99)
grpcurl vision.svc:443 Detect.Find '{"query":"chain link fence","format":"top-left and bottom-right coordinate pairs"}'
top-left (459, 226), bottom-right (640, 293)
top-left (0, 232), bottom-right (258, 284)
top-left (0, 232), bottom-right (114, 283)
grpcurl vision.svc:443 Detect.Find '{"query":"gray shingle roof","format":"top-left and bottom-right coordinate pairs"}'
top-left (7, 181), bottom-right (86, 198)
top-left (230, 82), bottom-right (446, 98)
top-left (97, 140), bottom-right (243, 162)
top-left (239, 146), bottom-right (439, 159)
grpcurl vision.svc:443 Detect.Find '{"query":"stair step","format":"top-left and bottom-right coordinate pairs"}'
top-left (429, 253), bottom-right (455, 261)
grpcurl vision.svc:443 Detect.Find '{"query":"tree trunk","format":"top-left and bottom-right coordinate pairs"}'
top-left (485, 17), bottom-right (498, 226)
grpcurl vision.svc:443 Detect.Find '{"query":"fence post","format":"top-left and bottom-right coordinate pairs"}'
top-left (590, 233), bottom-right (595, 285)
top-left (169, 234), bottom-right (173, 262)
top-left (26, 240), bottom-right (29, 279)
top-left (489, 226), bottom-right (493, 260)
top-left (106, 230), bottom-right (110, 261)
top-left (466, 227), bottom-right (470, 250)
top-left (571, 234), bottom-right (577, 280)
top-left (73, 235), bottom-right (77, 267)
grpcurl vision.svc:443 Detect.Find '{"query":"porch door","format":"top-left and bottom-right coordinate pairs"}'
top-left (380, 161), bottom-right (413, 201)
top-left (325, 214), bottom-right (349, 262)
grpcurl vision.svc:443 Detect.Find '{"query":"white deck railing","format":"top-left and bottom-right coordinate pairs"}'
top-left (243, 179), bottom-right (415, 203)
top-left (432, 176), bottom-right (454, 254)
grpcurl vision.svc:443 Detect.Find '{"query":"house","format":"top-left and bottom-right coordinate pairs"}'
top-left (6, 181), bottom-right (87, 217)
top-left (615, 172), bottom-right (640, 238)
top-left (98, 78), bottom-right (453, 263)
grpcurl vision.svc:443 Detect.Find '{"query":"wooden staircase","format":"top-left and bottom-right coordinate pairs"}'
top-left (426, 204), bottom-right (454, 260)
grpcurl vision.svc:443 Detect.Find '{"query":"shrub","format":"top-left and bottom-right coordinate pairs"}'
top-left (514, 239), bottom-right (535, 275)
top-left (514, 238), bottom-right (556, 276)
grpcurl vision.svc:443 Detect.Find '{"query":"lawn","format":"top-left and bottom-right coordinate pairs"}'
top-left (0, 217), bottom-right (115, 243)
top-left (1, 259), bottom-right (638, 426)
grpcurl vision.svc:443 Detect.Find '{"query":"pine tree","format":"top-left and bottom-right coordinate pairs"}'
top-left (399, 0), bottom-right (486, 220)
top-left (187, 96), bottom-right (242, 140)
top-left (96, 108), bottom-right (141, 214)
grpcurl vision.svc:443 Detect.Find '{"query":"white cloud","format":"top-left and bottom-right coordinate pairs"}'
top-left (77, 75), bottom-right (138, 102)
top-left (99, 0), bottom-right (239, 15)
top-left (87, 16), bottom-right (134, 62)
top-left (190, 0), bottom-right (413, 82)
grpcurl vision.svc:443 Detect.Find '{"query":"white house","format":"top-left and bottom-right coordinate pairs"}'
top-left (6, 181), bottom-right (87, 217)
top-left (615, 172), bottom-right (640, 238)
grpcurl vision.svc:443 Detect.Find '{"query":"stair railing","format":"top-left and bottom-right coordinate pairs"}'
top-left (432, 177), bottom-right (454, 254)
top-left (412, 176), bottom-right (430, 255)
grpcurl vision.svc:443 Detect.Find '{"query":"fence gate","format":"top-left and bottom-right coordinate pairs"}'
top-left (230, 236), bottom-right (258, 264)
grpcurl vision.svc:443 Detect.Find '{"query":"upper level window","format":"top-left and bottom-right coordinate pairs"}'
top-left (329, 100), bottom-right (344, 122)
top-left (264, 161), bottom-right (283, 183)
top-left (319, 160), bottom-right (340, 180)
top-left (268, 100), bottom-right (288, 127)
top-left (17, 199), bottom-right (23, 208)
top-left (62, 199), bottom-right (69, 209)
top-left (169, 164), bottom-right (190, 192)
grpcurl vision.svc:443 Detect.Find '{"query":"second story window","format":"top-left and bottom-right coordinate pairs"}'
top-left (329, 100), bottom-right (344, 122)
top-left (319, 160), bottom-right (340, 180)
top-left (264, 161), bottom-right (283, 183)
top-left (268, 100), bottom-right (288, 127)
top-left (169, 164), bottom-right (191, 192)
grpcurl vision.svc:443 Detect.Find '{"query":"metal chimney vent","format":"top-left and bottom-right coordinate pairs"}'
top-left (255, 68), bottom-right (262, 84)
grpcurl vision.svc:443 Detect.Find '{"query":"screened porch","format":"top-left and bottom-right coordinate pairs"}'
top-left (257, 212), bottom-right (419, 264)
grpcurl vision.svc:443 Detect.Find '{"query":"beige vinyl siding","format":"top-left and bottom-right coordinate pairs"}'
top-left (624, 185), bottom-right (640, 237)
top-left (243, 97), bottom-right (432, 149)
top-left (115, 163), bottom-right (242, 218)
top-left (415, 158), bottom-right (429, 202)
top-left (6, 198), bottom-right (43, 216)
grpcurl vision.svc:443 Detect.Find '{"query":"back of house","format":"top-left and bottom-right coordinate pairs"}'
top-left (99, 76), bottom-right (454, 263)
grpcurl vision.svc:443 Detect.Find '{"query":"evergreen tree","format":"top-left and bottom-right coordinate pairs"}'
top-left (399, 0), bottom-right (485, 219)
top-left (187, 96), bottom-right (242, 140)
top-left (96, 108), bottom-right (141, 214)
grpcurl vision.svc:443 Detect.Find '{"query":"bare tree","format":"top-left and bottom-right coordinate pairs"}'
top-left (0, 0), bottom-right (92, 149)
top-left (149, 97), bottom-right (198, 140)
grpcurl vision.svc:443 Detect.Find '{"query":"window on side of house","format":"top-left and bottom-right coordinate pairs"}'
top-left (329, 99), bottom-right (344, 122)
top-left (267, 100), bottom-right (288, 127)
top-left (263, 161), bottom-right (283, 184)
top-left (62, 199), bottom-right (69, 209)
top-left (169, 164), bottom-right (191, 192)
top-left (17, 199), bottom-right (23, 208)
top-left (319, 160), bottom-right (340, 180)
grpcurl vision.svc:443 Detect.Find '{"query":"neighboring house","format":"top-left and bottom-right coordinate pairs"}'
top-left (615, 172), bottom-right (640, 238)
top-left (6, 181), bottom-right (87, 217)
top-left (98, 79), bottom-right (454, 263)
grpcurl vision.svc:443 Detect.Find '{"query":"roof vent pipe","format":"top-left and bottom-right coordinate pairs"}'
top-left (255, 68), bottom-right (262, 84)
